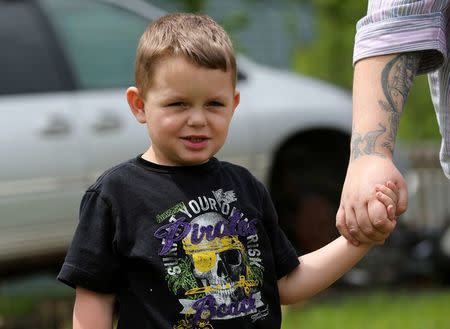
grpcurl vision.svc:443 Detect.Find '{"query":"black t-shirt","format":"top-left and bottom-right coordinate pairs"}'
top-left (58, 156), bottom-right (299, 329)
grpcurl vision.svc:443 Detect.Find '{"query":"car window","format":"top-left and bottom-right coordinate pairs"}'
top-left (39, 0), bottom-right (150, 90)
top-left (0, 1), bottom-right (70, 95)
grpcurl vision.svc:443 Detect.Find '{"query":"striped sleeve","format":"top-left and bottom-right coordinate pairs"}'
top-left (353, 0), bottom-right (449, 74)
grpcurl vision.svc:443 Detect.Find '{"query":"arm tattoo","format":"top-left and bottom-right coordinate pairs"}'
top-left (378, 53), bottom-right (419, 153)
top-left (351, 123), bottom-right (386, 160)
top-left (351, 53), bottom-right (420, 161)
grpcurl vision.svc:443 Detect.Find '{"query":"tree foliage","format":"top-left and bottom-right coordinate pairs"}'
top-left (172, 0), bottom-right (207, 12)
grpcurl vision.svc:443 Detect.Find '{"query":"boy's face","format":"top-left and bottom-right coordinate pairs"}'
top-left (130, 56), bottom-right (240, 166)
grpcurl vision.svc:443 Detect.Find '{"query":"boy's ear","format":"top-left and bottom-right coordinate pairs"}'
top-left (126, 87), bottom-right (146, 123)
top-left (232, 90), bottom-right (240, 113)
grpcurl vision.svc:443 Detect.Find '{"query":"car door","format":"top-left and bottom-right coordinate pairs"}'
top-left (39, 0), bottom-right (157, 180)
top-left (0, 1), bottom-right (84, 262)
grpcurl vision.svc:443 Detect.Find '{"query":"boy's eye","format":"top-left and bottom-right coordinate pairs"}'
top-left (167, 102), bottom-right (186, 107)
top-left (207, 101), bottom-right (224, 107)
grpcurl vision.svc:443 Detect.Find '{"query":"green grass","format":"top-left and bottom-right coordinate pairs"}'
top-left (0, 296), bottom-right (38, 316)
top-left (282, 289), bottom-right (450, 329)
top-left (0, 273), bottom-right (73, 317)
top-left (1, 287), bottom-right (449, 328)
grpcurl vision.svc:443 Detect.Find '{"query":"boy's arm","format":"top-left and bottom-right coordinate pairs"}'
top-left (73, 287), bottom-right (115, 329)
top-left (277, 236), bottom-right (371, 304)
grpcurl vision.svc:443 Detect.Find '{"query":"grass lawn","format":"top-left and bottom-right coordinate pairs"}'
top-left (1, 285), bottom-right (449, 328)
top-left (282, 289), bottom-right (450, 329)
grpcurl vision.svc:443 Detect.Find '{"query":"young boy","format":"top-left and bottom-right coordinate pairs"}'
top-left (57, 13), bottom-right (398, 329)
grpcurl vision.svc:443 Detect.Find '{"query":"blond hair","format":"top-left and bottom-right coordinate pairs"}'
top-left (135, 13), bottom-right (237, 95)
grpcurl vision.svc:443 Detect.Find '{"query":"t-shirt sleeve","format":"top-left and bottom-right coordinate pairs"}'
top-left (260, 184), bottom-right (299, 279)
top-left (57, 190), bottom-right (121, 293)
top-left (353, 0), bottom-right (448, 74)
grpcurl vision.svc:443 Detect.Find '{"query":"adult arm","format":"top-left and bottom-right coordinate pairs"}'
top-left (337, 53), bottom-right (420, 245)
top-left (337, 0), bottom-right (448, 244)
top-left (277, 236), bottom-right (372, 304)
top-left (73, 287), bottom-right (115, 329)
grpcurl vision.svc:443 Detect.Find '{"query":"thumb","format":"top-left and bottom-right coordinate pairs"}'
top-left (395, 178), bottom-right (408, 216)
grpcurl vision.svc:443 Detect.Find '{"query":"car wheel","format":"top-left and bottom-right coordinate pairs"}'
top-left (269, 129), bottom-right (350, 254)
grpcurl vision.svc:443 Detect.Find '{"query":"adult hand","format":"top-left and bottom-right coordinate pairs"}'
top-left (336, 156), bottom-right (408, 245)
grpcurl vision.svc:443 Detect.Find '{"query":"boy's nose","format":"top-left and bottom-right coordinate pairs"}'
top-left (187, 107), bottom-right (207, 127)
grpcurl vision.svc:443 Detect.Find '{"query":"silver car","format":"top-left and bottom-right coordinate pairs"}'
top-left (0, 0), bottom-right (355, 275)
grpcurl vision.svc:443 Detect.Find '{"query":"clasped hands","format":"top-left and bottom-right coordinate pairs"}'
top-left (336, 156), bottom-right (408, 246)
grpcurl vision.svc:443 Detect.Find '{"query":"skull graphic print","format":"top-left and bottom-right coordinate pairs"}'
top-left (154, 190), bottom-right (266, 325)
top-left (183, 212), bottom-right (250, 304)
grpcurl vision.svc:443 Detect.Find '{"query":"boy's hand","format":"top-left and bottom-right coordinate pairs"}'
top-left (375, 181), bottom-right (398, 221)
top-left (367, 180), bottom-right (399, 245)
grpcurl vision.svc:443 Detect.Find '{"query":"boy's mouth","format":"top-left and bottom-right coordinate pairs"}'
top-left (182, 136), bottom-right (209, 142)
top-left (181, 135), bottom-right (210, 150)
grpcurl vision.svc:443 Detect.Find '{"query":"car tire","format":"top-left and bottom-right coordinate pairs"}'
top-left (269, 129), bottom-right (350, 254)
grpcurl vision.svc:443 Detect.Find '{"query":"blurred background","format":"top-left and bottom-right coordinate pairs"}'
top-left (1, 0), bottom-right (449, 328)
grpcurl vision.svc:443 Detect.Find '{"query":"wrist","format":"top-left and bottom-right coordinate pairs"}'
top-left (348, 239), bottom-right (375, 251)
top-left (349, 151), bottom-right (393, 164)
top-left (350, 126), bottom-right (396, 162)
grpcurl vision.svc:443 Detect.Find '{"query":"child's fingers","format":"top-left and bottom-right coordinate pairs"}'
top-left (367, 199), bottom-right (396, 237)
top-left (375, 191), bottom-right (393, 206)
top-left (386, 180), bottom-right (399, 202)
top-left (387, 204), bottom-right (396, 221)
top-left (375, 191), bottom-right (396, 220)
top-left (375, 182), bottom-right (398, 205)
